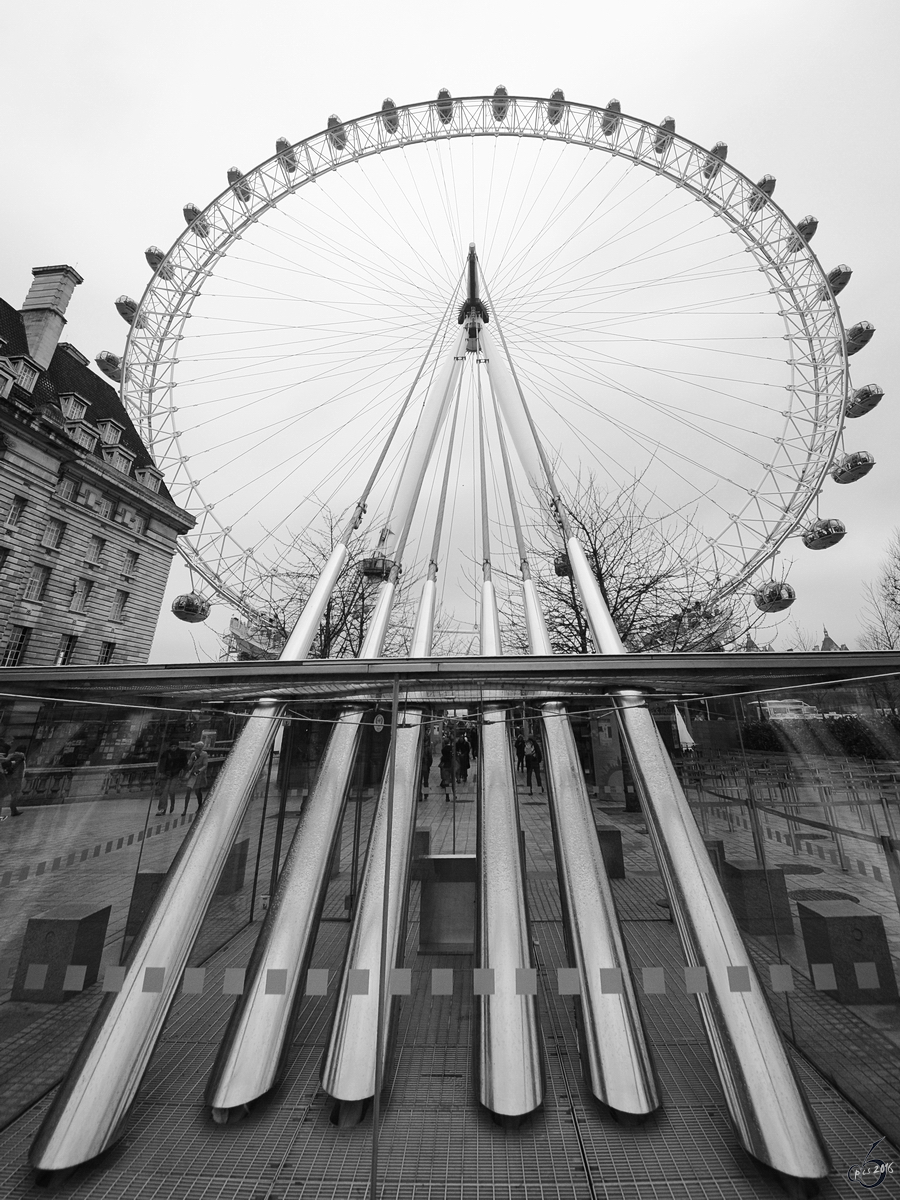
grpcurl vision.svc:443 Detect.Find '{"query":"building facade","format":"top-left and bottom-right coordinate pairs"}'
top-left (0, 265), bottom-right (193, 672)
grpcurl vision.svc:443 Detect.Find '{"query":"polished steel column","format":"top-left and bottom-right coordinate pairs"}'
top-left (30, 540), bottom-right (352, 1172)
top-left (541, 702), bottom-right (659, 1118)
top-left (320, 710), bottom-right (423, 1105)
top-left (206, 710), bottom-right (365, 1112)
top-left (615, 694), bottom-right (830, 1177)
top-left (477, 708), bottom-right (543, 1120)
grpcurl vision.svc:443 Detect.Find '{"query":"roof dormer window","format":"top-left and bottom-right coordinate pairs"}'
top-left (67, 423), bottom-right (98, 453)
top-left (60, 394), bottom-right (88, 421)
top-left (102, 445), bottom-right (135, 475)
top-left (98, 420), bottom-right (124, 446)
top-left (135, 466), bottom-right (164, 494)
top-left (14, 361), bottom-right (38, 392)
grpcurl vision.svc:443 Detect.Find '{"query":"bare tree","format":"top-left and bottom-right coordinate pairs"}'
top-left (500, 475), bottom-right (745, 654)
top-left (227, 510), bottom-right (415, 660)
top-left (860, 529), bottom-right (900, 650)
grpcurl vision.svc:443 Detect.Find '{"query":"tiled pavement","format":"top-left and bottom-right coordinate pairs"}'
top-left (0, 752), bottom-right (898, 1196)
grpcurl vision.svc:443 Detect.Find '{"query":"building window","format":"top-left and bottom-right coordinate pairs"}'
top-left (16, 362), bottom-right (38, 392)
top-left (60, 395), bottom-right (87, 421)
top-left (55, 476), bottom-right (77, 502)
top-left (98, 421), bottom-right (123, 446)
top-left (136, 467), bottom-right (163, 493)
top-left (98, 640), bottom-right (116, 665)
top-left (5, 495), bottom-right (26, 529)
top-left (0, 548), bottom-right (8, 572)
top-left (110, 590), bottom-right (129, 621)
top-left (105, 448), bottom-right (134, 474)
top-left (1, 624), bottom-right (31, 667)
top-left (97, 497), bottom-right (115, 521)
top-left (67, 424), bottom-right (98, 452)
top-left (85, 535), bottom-right (106, 565)
top-left (22, 564), bottom-right (51, 602)
top-left (122, 550), bottom-right (139, 578)
top-left (70, 578), bottom-right (93, 613)
top-left (55, 634), bottom-right (79, 666)
top-left (42, 518), bottom-right (66, 550)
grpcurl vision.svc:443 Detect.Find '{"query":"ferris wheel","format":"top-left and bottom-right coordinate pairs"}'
top-left (100, 89), bottom-right (881, 639)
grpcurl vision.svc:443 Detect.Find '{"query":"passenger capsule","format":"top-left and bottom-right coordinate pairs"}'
top-left (115, 296), bottom-right (143, 328)
top-left (276, 137), bottom-right (298, 172)
top-left (144, 246), bottom-right (175, 280)
top-left (381, 97), bottom-right (399, 134)
top-left (327, 115), bottom-right (347, 151)
top-left (228, 167), bottom-right (252, 204)
top-left (824, 264), bottom-right (852, 297)
top-left (547, 88), bottom-right (566, 125)
top-left (846, 321), bottom-right (875, 355)
top-left (787, 214), bottom-right (818, 253)
top-left (436, 88), bottom-right (454, 125)
top-left (748, 174), bottom-right (776, 213)
top-left (95, 351), bottom-right (122, 383)
top-left (172, 592), bottom-right (211, 624)
top-left (653, 116), bottom-right (675, 153)
top-left (492, 84), bottom-right (509, 122)
top-left (601, 98), bottom-right (621, 137)
top-left (753, 580), bottom-right (796, 614)
top-left (831, 450), bottom-right (875, 484)
top-left (183, 203), bottom-right (211, 238)
top-left (802, 518), bottom-right (846, 550)
top-left (702, 141), bottom-right (728, 179)
top-left (846, 383), bottom-right (884, 418)
top-left (360, 556), bottom-right (396, 581)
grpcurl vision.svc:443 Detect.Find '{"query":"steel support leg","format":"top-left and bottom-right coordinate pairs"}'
top-left (477, 708), bottom-right (543, 1120)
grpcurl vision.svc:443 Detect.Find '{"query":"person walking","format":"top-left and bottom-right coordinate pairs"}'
top-left (183, 741), bottom-right (210, 813)
top-left (524, 737), bottom-right (543, 795)
top-left (0, 741), bottom-right (23, 817)
top-left (466, 722), bottom-right (479, 762)
top-left (420, 738), bottom-right (433, 801)
top-left (455, 731), bottom-right (471, 784)
top-left (514, 730), bottom-right (526, 773)
top-left (157, 740), bottom-right (188, 815)
top-left (439, 737), bottom-right (454, 799)
top-left (0, 744), bottom-right (27, 820)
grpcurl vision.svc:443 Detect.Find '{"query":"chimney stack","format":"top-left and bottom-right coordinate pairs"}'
top-left (20, 265), bottom-right (84, 371)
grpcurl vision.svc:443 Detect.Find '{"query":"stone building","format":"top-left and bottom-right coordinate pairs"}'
top-left (0, 265), bottom-right (193, 673)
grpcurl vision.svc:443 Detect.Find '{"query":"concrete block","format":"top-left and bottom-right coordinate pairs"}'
top-left (419, 854), bottom-right (476, 954)
top-left (12, 905), bottom-right (111, 1002)
top-left (797, 900), bottom-right (899, 1005)
top-left (703, 837), bottom-right (726, 879)
top-left (723, 859), bottom-right (793, 936)
top-left (215, 837), bottom-right (249, 895)
top-left (125, 872), bottom-right (166, 938)
top-left (595, 826), bottom-right (625, 879)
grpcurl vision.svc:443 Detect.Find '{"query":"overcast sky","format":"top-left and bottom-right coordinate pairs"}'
top-left (2, 0), bottom-right (897, 662)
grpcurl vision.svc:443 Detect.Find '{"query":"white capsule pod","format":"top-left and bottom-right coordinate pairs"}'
top-left (492, 84), bottom-right (509, 122)
top-left (435, 87), bottom-right (453, 125)
top-left (753, 580), bottom-right (796, 613)
top-left (748, 174), bottom-right (776, 213)
top-left (276, 137), bottom-right (298, 172)
top-left (327, 115), bottom-right (347, 151)
top-left (95, 351), bottom-right (122, 383)
top-left (802, 518), bottom-right (846, 550)
top-left (183, 203), bottom-right (211, 238)
top-left (702, 141), bottom-right (728, 179)
top-left (115, 296), bottom-right (144, 328)
top-left (846, 383), bottom-right (884, 418)
top-left (653, 116), bottom-right (675, 153)
top-left (601, 98), bottom-right (621, 137)
top-left (380, 97), bottom-right (399, 134)
top-left (825, 264), bottom-right (852, 297)
top-left (172, 592), bottom-right (211, 624)
top-left (846, 321), bottom-right (875, 355)
top-left (547, 88), bottom-right (566, 125)
top-left (228, 168), bottom-right (252, 205)
top-left (831, 450), bottom-right (875, 484)
top-left (144, 246), bottom-right (175, 280)
top-left (787, 214), bottom-right (818, 254)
